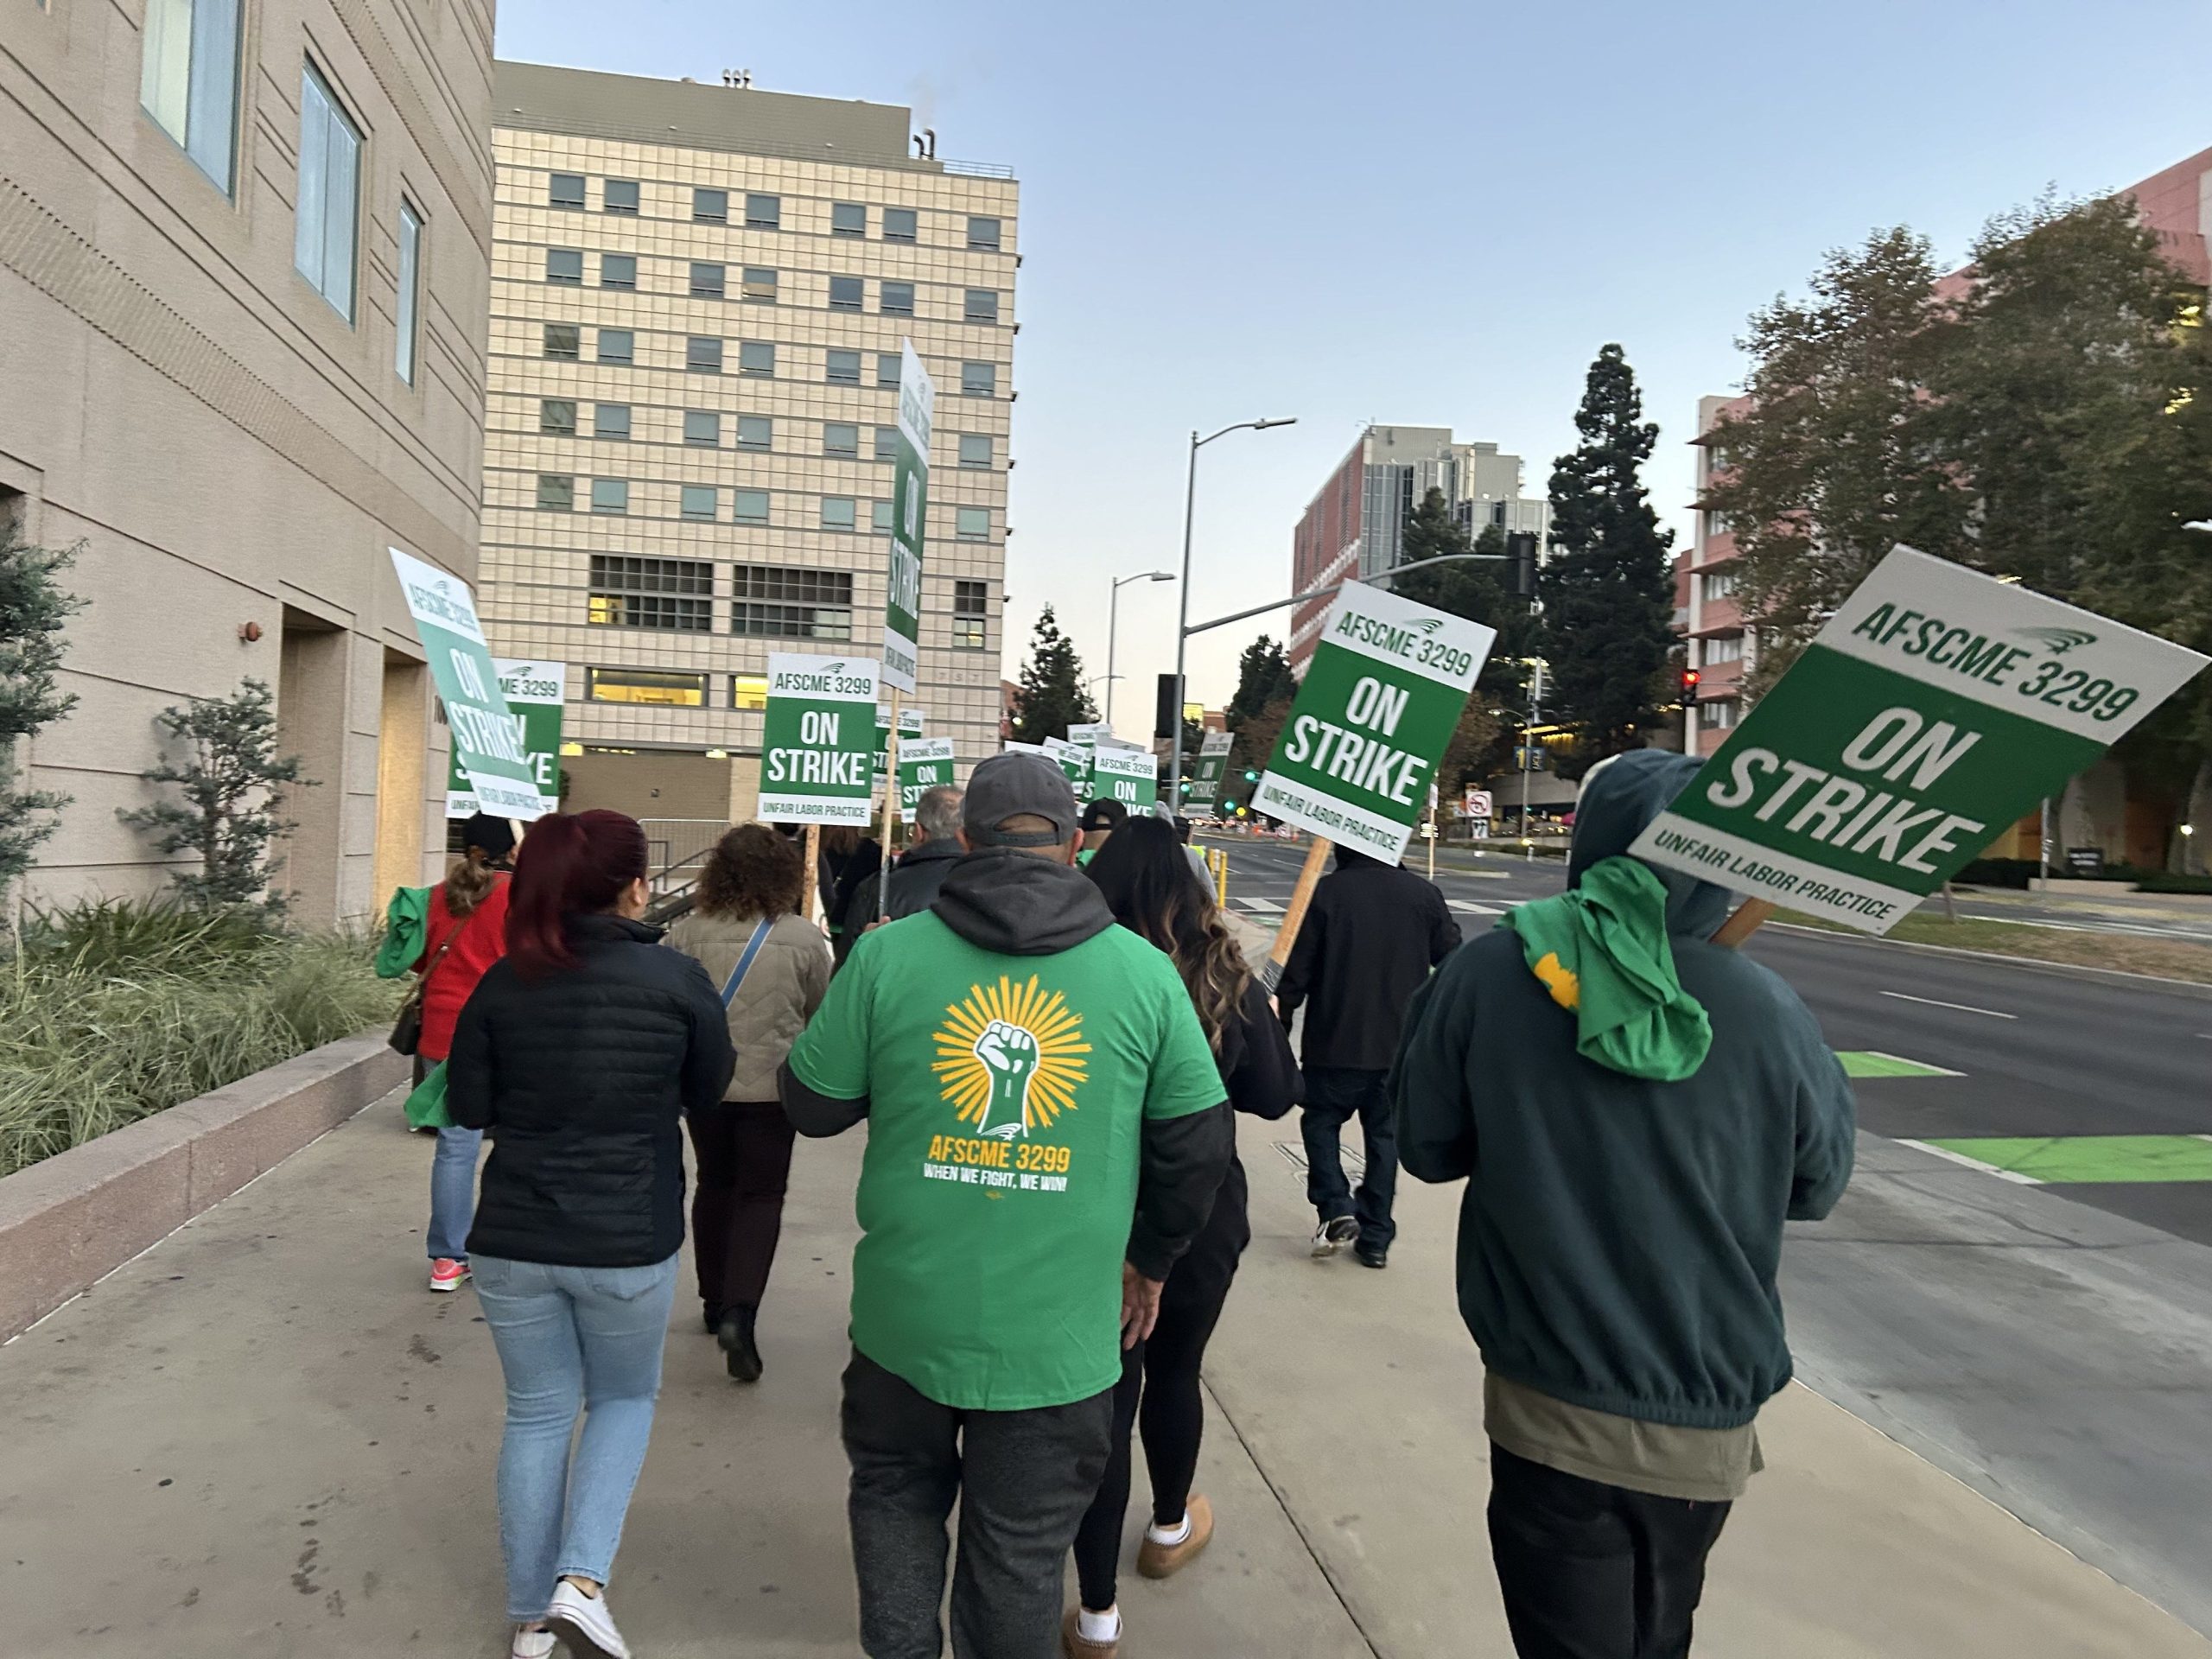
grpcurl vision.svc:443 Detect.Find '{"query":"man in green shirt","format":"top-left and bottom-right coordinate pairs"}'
top-left (783, 751), bottom-right (1230, 1659)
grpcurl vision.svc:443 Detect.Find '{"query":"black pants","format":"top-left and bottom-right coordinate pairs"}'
top-left (842, 1348), bottom-right (1114, 1659)
top-left (686, 1100), bottom-right (795, 1318)
top-left (1300, 1066), bottom-right (1398, 1250)
top-left (1071, 1164), bottom-right (1248, 1611)
top-left (1487, 1443), bottom-right (1732, 1659)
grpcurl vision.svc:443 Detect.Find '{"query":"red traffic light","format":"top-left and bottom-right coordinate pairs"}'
top-left (1681, 669), bottom-right (1701, 689)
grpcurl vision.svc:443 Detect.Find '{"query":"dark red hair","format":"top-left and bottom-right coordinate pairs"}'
top-left (505, 810), bottom-right (651, 977)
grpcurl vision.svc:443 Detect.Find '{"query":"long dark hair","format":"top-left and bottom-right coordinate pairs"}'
top-left (1084, 817), bottom-right (1250, 1051)
top-left (698, 823), bottom-right (803, 918)
top-left (506, 810), bottom-right (649, 977)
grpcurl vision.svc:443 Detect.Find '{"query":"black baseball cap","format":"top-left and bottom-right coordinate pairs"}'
top-left (1079, 798), bottom-right (1128, 834)
top-left (964, 753), bottom-right (1079, 848)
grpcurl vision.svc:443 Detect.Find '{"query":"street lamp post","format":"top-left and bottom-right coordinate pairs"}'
top-left (1105, 569), bottom-right (1174, 727)
top-left (1170, 417), bottom-right (1296, 805)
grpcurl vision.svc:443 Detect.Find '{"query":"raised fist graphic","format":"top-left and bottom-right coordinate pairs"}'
top-left (974, 1020), bottom-right (1039, 1140)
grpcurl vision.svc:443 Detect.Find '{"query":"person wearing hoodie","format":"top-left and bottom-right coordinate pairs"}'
top-left (846, 784), bottom-right (967, 925)
top-left (1393, 749), bottom-right (1857, 1659)
top-left (782, 752), bottom-right (1233, 1659)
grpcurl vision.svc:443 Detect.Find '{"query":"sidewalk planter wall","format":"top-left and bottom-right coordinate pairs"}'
top-left (0, 1034), bottom-right (404, 1341)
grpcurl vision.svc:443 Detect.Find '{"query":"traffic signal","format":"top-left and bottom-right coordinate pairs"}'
top-left (1154, 673), bottom-right (1182, 741)
top-left (1505, 531), bottom-right (1539, 601)
top-left (1243, 768), bottom-right (1259, 782)
top-left (1681, 668), bottom-right (1701, 708)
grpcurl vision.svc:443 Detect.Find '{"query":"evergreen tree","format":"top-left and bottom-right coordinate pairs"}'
top-left (1390, 488), bottom-right (1539, 783)
top-left (1225, 635), bottom-right (1296, 734)
top-left (1543, 346), bottom-right (1681, 775)
top-left (119, 678), bottom-right (311, 911)
top-left (0, 529), bottom-right (80, 897)
top-left (1009, 606), bottom-right (1098, 745)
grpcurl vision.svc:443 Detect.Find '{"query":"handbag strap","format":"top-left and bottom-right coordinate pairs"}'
top-left (415, 921), bottom-right (467, 995)
top-left (718, 917), bottom-right (777, 1008)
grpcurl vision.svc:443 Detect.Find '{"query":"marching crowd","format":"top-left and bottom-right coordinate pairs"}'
top-left (385, 747), bottom-right (1857, 1659)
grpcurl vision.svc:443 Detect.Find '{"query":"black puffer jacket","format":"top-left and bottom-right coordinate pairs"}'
top-left (448, 913), bottom-right (735, 1267)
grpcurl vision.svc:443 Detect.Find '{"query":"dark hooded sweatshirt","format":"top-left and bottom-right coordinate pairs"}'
top-left (1393, 750), bottom-right (1856, 1429)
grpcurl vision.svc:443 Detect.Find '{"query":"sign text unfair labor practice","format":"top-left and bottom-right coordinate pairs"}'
top-left (758, 654), bottom-right (880, 825)
top-left (1632, 546), bottom-right (2209, 934)
top-left (1254, 584), bottom-right (1496, 861)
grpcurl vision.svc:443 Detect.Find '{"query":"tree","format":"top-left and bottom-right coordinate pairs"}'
top-left (0, 529), bottom-right (80, 897)
top-left (1389, 488), bottom-right (1541, 783)
top-left (1225, 636), bottom-right (1296, 734)
top-left (119, 678), bottom-right (312, 911)
top-left (1542, 345), bottom-right (1681, 774)
top-left (1224, 695), bottom-right (1293, 813)
top-left (1009, 606), bottom-right (1097, 745)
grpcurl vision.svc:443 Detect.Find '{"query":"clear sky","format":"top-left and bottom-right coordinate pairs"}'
top-left (493, 0), bottom-right (2210, 720)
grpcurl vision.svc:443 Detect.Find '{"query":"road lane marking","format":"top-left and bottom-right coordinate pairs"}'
top-left (1448, 900), bottom-right (1505, 915)
top-left (1236, 898), bottom-right (1287, 914)
top-left (1879, 990), bottom-right (2016, 1020)
top-left (1919, 1135), bottom-right (2212, 1184)
top-left (1897, 1139), bottom-right (2044, 1184)
top-left (1836, 1051), bottom-right (1962, 1079)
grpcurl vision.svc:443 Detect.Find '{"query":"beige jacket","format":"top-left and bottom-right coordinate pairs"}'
top-left (664, 910), bottom-right (832, 1103)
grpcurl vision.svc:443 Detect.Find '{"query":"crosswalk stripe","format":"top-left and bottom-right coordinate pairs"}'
top-left (1236, 898), bottom-right (1287, 913)
top-left (1448, 900), bottom-right (1505, 915)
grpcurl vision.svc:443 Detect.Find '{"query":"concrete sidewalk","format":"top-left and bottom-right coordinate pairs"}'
top-left (3, 1093), bottom-right (2205, 1659)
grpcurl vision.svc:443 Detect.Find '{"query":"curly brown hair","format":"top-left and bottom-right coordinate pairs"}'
top-left (696, 823), bottom-right (804, 918)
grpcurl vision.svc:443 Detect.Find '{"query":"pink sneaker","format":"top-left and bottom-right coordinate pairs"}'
top-left (429, 1257), bottom-right (472, 1293)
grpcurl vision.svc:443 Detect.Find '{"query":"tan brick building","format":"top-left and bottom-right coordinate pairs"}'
top-left (481, 63), bottom-right (1016, 828)
top-left (2, 0), bottom-right (493, 923)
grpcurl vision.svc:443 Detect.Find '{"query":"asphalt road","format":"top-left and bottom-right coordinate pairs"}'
top-left (1206, 831), bottom-right (2212, 1636)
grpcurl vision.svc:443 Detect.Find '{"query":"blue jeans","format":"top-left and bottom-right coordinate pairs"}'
top-left (1300, 1066), bottom-right (1398, 1252)
top-left (427, 1126), bottom-right (483, 1261)
top-left (471, 1253), bottom-right (680, 1620)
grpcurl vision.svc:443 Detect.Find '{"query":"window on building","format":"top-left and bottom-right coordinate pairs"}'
top-left (741, 267), bottom-right (777, 302)
top-left (733, 488), bottom-right (771, 526)
top-left (593, 403), bottom-right (630, 441)
top-left (732, 565), bottom-right (854, 640)
top-left (545, 248), bottom-right (583, 285)
top-left (546, 172), bottom-right (584, 209)
top-left (876, 353), bottom-right (901, 389)
top-left (737, 414), bottom-right (772, 452)
top-left (395, 200), bottom-right (422, 384)
top-left (293, 63), bottom-right (362, 319)
top-left (596, 327), bottom-right (632, 365)
top-left (539, 398), bottom-right (576, 436)
top-left (590, 478), bottom-right (629, 514)
top-left (872, 499), bottom-right (893, 533)
top-left (588, 667), bottom-right (708, 706)
top-left (139, 0), bottom-right (241, 193)
top-left (967, 216), bottom-right (1001, 251)
top-left (600, 252), bottom-right (636, 289)
top-left (1701, 634), bottom-right (1745, 664)
top-left (744, 193), bottom-right (780, 229)
top-left (739, 340), bottom-right (775, 378)
top-left (588, 556), bottom-right (712, 631)
top-left (957, 434), bottom-right (992, 469)
top-left (1703, 698), bottom-right (1740, 731)
top-left (961, 360), bottom-right (995, 397)
top-left (693, 187), bottom-right (727, 224)
top-left (826, 349), bottom-right (861, 385)
top-left (821, 496), bottom-right (857, 531)
top-left (731, 673), bottom-right (769, 709)
top-left (603, 178), bottom-right (639, 214)
top-left (823, 422), bottom-right (860, 459)
top-left (536, 474), bottom-right (574, 511)
top-left (543, 322), bottom-right (581, 360)
top-left (883, 207), bottom-right (917, 243)
top-left (690, 261), bottom-right (726, 299)
top-left (963, 289), bottom-right (999, 324)
top-left (1702, 511), bottom-right (1732, 543)
top-left (880, 280), bottom-right (915, 317)
top-left (956, 506), bottom-right (989, 542)
top-left (686, 336), bottom-right (723, 374)
top-left (680, 485), bottom-right (718, 523)
top-left (832, 202), bottom-right (867, 238)
top-left (954, 579), bottom-right (988, 649)
top-left (1701, 570), bottom-right (1738, 602)
top-left (874, 426), bottom-right (899, 461)
top-left (829, 276), bottom-right (863, 312)
top-left (683, 410), bottom-right (720, 448)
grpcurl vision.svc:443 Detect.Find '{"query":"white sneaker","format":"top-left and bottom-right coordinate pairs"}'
top-left (510, 1630), bottom-right (556, 1659)
top-left (1311, 1217), bottom-right (1357, 1258)
top-left (547, 1580), bottom-right (630, 1659)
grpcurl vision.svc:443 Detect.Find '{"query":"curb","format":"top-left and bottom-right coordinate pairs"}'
top-left (0, 1033), bottom-right (407, 1342)
top-left (1763, 922), bottom-right (2212, 998)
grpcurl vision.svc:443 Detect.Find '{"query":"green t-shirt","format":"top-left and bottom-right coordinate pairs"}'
top-left (788, 912), bottom-right (1224, 1410)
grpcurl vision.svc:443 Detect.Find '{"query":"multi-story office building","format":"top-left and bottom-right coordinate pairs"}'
top-left (2, 0), bottom-right (493, 924)
top-left (1679, 394), bottom-right (1748, 757)
top-left (480, 64), bottom-right (1016, 823)
top-left (1287, 425), bottom-right (1548, 673)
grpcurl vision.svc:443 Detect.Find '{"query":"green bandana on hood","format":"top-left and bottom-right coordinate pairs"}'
top-left (1498, 751), bottom-right (1725, 1081)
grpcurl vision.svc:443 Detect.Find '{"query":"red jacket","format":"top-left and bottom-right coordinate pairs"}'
top-left (415, 875), bottom-right (512, 1062)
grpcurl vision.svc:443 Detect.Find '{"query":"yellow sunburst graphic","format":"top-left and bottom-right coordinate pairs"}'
top-left (933, 975), bottom-right (1090, 1137)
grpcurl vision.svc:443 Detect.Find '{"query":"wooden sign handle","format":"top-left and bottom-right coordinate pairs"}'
top-left (880, 686), bottom-right (901, 924)
top-left (801, 823), bottom-right (821, 926)
top-left (1260, 835), bottom-right (1333, 990)
top-left (1711, 898), bottom-right (1774, 949)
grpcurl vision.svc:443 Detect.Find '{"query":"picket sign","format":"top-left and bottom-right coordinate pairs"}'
top-left (758, 654), bottom-right (880, 826)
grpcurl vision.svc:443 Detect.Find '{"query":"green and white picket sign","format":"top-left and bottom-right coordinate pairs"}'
top-left (1631, 545), bottom-right (2209, 936)
top-left (1066, 721), bottom-right (1113, 749)
top-left (1040, 734), bottom-right (1090, 788)
top-left (388, 548), bottom-right (547, 820)
top-left (1254, 583), bottom-right (1496, 861)
top-left (1090, 746), bottom-right (1159, 811)
top-left (872, 703), bottom-right (926, 787)
top-left (758, 653), bottom-right (880, 825)
top-left (447, 660), bottom-right (565, 817)
top-left (1184, 728), bottom-right (1233, 809)
top-left (880, 342), bottom-right (935, 694)
top-left (898, 736), bottom-right (957, 822)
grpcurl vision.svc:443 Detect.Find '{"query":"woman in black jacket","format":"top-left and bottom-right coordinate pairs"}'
top-left (1066, 816), bottom-right (1299, 1658)
top-left (448, 810), bottom-right (735, 1659)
